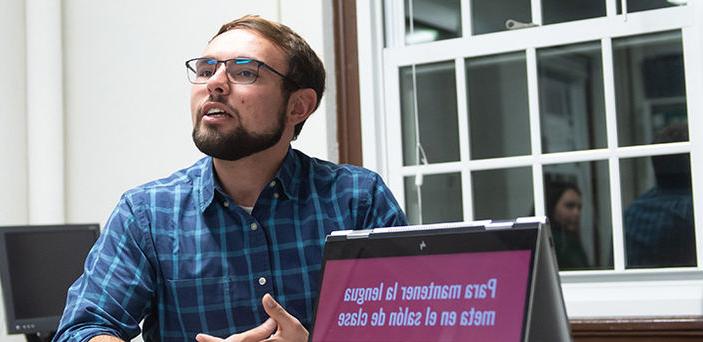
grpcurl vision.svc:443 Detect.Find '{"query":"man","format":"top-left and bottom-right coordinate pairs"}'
top-left (624, 123), bottom-right (695, 268)
top-left (54, 15), bottom-right (406, 342)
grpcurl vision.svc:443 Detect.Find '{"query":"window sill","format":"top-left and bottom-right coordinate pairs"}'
top-left (561, 269), bottom-right (703, 317)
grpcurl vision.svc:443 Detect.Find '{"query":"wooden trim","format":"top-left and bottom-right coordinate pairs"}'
top-left (571, 316), bottom-right (703, 341)
top-left (333, 0), bottom-right (363, 166)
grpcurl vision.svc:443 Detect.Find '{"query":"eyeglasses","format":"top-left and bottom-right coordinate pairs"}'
top-left (185, 57), bottom-right (297, 86)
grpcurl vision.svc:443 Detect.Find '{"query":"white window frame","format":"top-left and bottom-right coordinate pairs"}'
top-left (357, 0), bottom-right (703, 318)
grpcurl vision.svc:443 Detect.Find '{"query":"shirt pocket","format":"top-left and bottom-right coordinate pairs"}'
top-left (164, 276), bottom-right (243, 339)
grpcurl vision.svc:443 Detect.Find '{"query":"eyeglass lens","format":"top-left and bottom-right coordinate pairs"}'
top-left (188, 59), bottom-right (260, 84)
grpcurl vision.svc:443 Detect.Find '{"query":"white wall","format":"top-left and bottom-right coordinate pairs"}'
top-left (63, 0), bottom-right (277, 224)
top-left (62, 0), bottom-right (336, 226)
top-left (284, 0), bottom-right (339, 162)
top-left (0, 0), bottom-right (28, 226)
top-left (0, 1), bottom-right (336, 341)
top-left (0, 0), bottom-right (27, 340)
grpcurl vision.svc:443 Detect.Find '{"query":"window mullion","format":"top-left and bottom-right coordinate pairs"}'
top-left (455, 58), bottom-right (470, 167)
top-left (384, 62), bottom-right (406, 209)
top-left (358, 0), bottom-right (387, 176)
top-left (455, 57), bottom-right (473, 221)
top-left (531, 0), bottom-right (543, 26)
top-left (461, 0), bottom-right (472, 37)
top-left (602, 37), bottom-right (626, 271)
top-left (526, 48), bottom-right (545, 216)
top-left (384, 0), bottom-right (405, 48)
top-left (461, 169), bottom-right (474, 222)
top-left (606, 0), bottom-right (618, 17)
top-left (681, 22), bottom-right (703, 269)
top-left (608, 156), bottom-right (625, 271)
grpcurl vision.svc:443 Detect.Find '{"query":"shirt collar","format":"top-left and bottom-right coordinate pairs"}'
top-left (198, 148), bottom-right (301, 213)
top-left (273, 147), bottom-right (300, 201)
top-left (200, 158), bottom-right (234, 212)
top-left (199, 157), bottom-right (216, 213)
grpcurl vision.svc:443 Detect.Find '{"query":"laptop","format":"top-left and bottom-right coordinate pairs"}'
top-left (310, 217), bottom-right (571, 342)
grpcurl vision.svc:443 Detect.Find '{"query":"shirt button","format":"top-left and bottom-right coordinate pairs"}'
top-left (273, 193), bottom-right (280, 199)
top-left (250, 223), bottom-right (258, 231)
top-left (258, 277), bottom-right (267, 286)
top-left (269, 181), bottom-right (277, 188)
top-left (223, 201), bottom-right (229, 208)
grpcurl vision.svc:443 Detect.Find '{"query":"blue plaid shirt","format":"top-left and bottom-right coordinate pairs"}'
top-left (624, 186), bottom-right (695, 268)
top-left (54, 148), bottom-right (407, 342)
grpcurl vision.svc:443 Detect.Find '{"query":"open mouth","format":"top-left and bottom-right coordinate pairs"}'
top-left (204, 108), bottom-right (230, 118)
top-left (200, 102), bottom-right (235, 123)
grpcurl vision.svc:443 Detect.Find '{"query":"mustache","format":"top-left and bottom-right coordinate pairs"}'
top-left (208, 93), bottom-right (227, 104)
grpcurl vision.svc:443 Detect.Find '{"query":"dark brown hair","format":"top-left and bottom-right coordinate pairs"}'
top-left (213, 15), bottom-right (326, 139)
top-left (545, 180), bottom-right (581, 226)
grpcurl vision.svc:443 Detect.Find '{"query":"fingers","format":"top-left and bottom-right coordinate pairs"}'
top-left (262, 294), bottom-right (308, 340)
top-left (195, 333), bottom-right (223, 342)
top-left (243, 318), bottom-right (277, 340)
top-left (197, 295), bottom-right (305, 342)
top-left (196, 318), bottom-right (276, 342)
top-left (262, 293), bottom-right (295, 328)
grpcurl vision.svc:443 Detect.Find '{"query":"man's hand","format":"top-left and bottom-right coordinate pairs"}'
top-left (89, 336), bottom-right (125, 342)
top-left (196, 318), bottom-right (276, 342)
top-left (195, 293), bottom-right (308, 342)
top-left (260, 293), bottom-right (309, 341)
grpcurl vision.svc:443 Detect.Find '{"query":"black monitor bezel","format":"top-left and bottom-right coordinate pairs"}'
top-left (0, 224), bottom-right (100, 335)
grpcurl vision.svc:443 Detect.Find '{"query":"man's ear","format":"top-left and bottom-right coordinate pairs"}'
top-left (286, 88), bottom-right (317, 125)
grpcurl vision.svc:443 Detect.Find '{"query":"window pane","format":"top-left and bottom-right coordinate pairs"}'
top-left (400, 62), bottom-right (460, 166)
top-left (544, 161), bottom-right (613, 271)
top-left (467, 52), bottom-right (531, 159)
top-left (405, 0), bottom-right (461, 44)
top-left (404, 173), bottom-right (463, 224)
top-left (538, 41), bottom-right (607, 153)
top-left (472, 167), bottom-right (533, 220)
top-left (542, 0), bottom-right (605, 25)
top-left (621, 152), bottom-right (696, 269)
top-left (613, 30), bottom-right (687, 147)
top-left (471, 0), bottom-right (531, 35)
top-left (617, 0), bottom-right (683, 14)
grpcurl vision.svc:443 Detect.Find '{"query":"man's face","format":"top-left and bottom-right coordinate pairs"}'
top-left (190, 29), bottom-right (290, 161)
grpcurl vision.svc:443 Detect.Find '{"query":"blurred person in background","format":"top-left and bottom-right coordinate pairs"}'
top-left (624, 123), bottom-right (695, 268)
top-left (546, 181), bottom-right (590, 270)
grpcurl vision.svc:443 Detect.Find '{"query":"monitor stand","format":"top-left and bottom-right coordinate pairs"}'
top-left (25, 332), bottom-right (54, 342)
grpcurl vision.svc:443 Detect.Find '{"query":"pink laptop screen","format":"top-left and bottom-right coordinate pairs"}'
top-left (312, 250), bottom-right (532, 342)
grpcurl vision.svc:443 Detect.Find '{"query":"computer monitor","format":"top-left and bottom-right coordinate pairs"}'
top-left (0, 224), bottom-right (99, 342)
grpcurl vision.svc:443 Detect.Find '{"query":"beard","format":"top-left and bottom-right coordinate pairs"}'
top-left (192, 98), bottom-right (287, 161)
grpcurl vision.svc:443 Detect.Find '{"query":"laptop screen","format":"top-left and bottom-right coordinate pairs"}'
top-left (311, 224), bottom-right (539, 342)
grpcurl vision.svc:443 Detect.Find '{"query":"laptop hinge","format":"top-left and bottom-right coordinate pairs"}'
top-left (345, 230), bottom-right (371, 239)
top-left (485, 220), bottom-right (515, 230)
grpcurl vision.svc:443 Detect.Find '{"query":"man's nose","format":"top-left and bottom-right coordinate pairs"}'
top-left (206, 64), bottom-right (230, 95)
